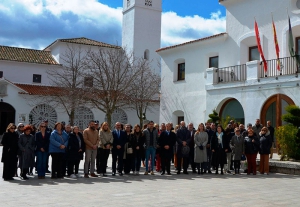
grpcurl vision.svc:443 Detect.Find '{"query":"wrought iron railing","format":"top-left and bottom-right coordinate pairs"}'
top-left (216, 64), bottom-right (247, 83)
top-left (260, 56), bottom-right (299, 78)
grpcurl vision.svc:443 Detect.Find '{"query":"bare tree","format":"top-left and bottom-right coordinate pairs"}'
top-left (45, 44), bottom-right (88, 125)
top-left (85, 47), bottom-right (142, 127)
top-left (129, 58), bottom-right (160, 126)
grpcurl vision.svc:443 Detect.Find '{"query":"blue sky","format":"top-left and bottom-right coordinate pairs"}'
top-left (0, 0), bottom-right (226, 49)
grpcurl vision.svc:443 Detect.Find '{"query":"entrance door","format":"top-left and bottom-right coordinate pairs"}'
top-left (261, 94), bottom-right (295, 128)
top-left (0, 102), bottom-right (16, 135)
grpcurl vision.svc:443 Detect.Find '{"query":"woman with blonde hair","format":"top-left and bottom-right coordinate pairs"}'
top-left (1, 123), bottom-right (18, 181)
top-left (98, 122), bottom-right (113, 176)
top-left (194, 123), bottom-right (208, 174)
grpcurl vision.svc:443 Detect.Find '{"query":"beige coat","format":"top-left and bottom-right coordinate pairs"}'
top-left (99, 130), bottom-right (113, 149)
top-left (194, 131), bottom-right (208, 163)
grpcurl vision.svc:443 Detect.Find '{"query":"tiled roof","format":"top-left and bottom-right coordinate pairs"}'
top-left (14, 83), bottom-right (62, 96)
top-left (0, 46), bottom-right (60, 65)
top-left (44, 37), bottom-right (120, 50)
top-left (156, 33), bottom-right (227, 52)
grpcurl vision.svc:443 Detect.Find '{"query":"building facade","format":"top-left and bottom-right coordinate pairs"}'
top-left (158, 0), bottom-right (300, 128)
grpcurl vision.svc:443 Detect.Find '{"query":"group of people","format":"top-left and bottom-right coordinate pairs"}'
top-left (1, 118), bottom-right (274, 181)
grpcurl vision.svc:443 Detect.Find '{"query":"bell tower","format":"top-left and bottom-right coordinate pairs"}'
top-left (122, 0), bottom-right (162, 73)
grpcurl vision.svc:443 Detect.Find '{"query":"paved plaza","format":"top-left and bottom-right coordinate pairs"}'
top-left (0, 147), bottom-right (299, 207)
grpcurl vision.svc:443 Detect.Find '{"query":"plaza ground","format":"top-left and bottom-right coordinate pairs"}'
top-left (0, 147), bottom-right (299, 207)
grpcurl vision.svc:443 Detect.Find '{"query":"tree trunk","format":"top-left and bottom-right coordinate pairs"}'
top-left (69, 109), bottom-right (75, 126)
top-left (106, 112), bottom-right (112, 129)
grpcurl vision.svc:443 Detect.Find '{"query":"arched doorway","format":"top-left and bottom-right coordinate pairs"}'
top-left (0, 102), bottom-right (16, 135)
top-left (74, 106), bottom-right (94, 130)
top-left (261, 94), bottom-right (295, 127)
top-left (219, 98), bottom-right (245, 124)
top-left (172, 110), bottom-right (184, 125)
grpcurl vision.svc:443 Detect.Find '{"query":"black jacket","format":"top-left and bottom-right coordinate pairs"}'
top-left (223, 132), bottom-right (234, 153)
top-left (244, 135), bottom-right (259, 154)
top-left (1, 131), bottom-right (18, 163)
top-left (132, 133), bottom-right (145, 157)
top-left (176, 127), bottom-right (190, 156)
top-left (259, 132), bottom-right (272, 155)
top-left (67, 132), bottom-right (85, 160)
top-left (112, 130), bottom-right (126, 149)
top-left (159, 131), bottom-right (177, 159)
top-left (35, 131), bottom-right (50, 152)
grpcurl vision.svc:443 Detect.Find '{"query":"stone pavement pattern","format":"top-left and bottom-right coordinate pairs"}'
top-left (0, 147), bottom-right (299, 207)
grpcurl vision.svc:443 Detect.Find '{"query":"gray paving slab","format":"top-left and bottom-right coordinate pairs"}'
top-left (0, 146), bottom-right (300, 207)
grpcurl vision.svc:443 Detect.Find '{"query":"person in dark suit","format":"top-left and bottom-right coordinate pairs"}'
top-left (159, 123), bottom-right (176, 175)
top-left (211, 125), bottom-right (227, 175)
top-left (186, 123), bottom-right (196, 173)
top-left (112, 122), bottom-right (126, 176)
top-left (205, 122), bottom-right (214, 173)
top-left (35, 122), bottom-right (50, 179)
top-left (176, 121), bottom-right (190, 174)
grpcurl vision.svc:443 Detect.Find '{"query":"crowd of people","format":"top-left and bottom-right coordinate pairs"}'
top-left (1, 118), bottom-right (274, 181)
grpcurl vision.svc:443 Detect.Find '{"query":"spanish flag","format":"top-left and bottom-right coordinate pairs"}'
top-left (272, 17), bottom-right (280, 71)
top-left (255, 20), bottom-right (268, 72)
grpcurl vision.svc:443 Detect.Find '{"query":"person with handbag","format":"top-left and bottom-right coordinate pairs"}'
top-left (132, 124), bottom-right (145, 175)
top-left (176, 121), bottom-right (190, 174)
top-left (98, 122), bottom-right (113, 176)
top-left (124, 124), bottom-right (135, 174)
top-left (194, 123), bottom-right (208, 175)
top-left (244, 129), bottom-right (259, 175)
top-left (230, 127), bottom-right (244, 175)
top-left (211, 125), bottom-right (227, 175)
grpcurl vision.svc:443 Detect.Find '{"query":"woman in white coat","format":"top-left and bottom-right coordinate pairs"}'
top-left (194, 123), bottom-right (208, 174)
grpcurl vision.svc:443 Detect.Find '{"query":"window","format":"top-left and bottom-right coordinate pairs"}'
top-left (178, 116), bottom-right (184, 125)
top-left (127, 0), bottom-right (130, 7)
top-left (84, 77), bottom-right (93, 87)
top-left (249, 46), bottom-right (260, 61)
top-left (145, 0), bottom-right (152, 6)
top-left (33, 74), bottom-right (41, 83)
top-left (209, 56), bottom-right (219, 68)
top-left (144, 49), bottom-right (149, 60)
top-left (177, 63), bottom-right (185, 81)
top-left (0, 71), bottom-right (3, 78)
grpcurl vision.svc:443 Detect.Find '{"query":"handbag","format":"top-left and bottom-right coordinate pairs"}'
top-left (181, 145), bottom-right (190, 156)
top-left (127, 147), bottom-right (133, 154)
top-left (199, 145), bottom-right (204, 150)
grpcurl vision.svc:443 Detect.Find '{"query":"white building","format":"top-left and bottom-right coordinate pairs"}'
top-left (157, 0), bottom-right (300, 128)
top-left (0, 0), bottom-right (162, 135)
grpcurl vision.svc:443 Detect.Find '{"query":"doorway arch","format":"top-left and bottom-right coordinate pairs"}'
top-left (219, 98), bottom-right (245, 124)
top-left (260, 94), bottom-right (295, 127)
top-left (0, 102), bottom-right (16, 135)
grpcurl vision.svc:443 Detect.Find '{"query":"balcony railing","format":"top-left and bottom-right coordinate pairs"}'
top-left (216, 64), bottom-right (247, 83)
top-left (260, 56), bottom-right (299, 78)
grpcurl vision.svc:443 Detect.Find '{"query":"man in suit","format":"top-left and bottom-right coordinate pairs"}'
top-left (267, 121), bottom-right (275, 159)
top-left (206, 122), bottom-right (214, 173)
top-left (187, 123), bottom-right (196, 173)
top-left (176, 121), bottom-right (190, 174)
top-left (159, 123), bottom-right (176, 175)
top-left (112, 122), bottom-right (126, 176)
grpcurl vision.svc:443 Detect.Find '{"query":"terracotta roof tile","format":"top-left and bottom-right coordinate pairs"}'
top-left (14, 83), bottom-right (62, 96)
top-left (156, 33), bottom-right (227, 52)
top-left (0, 46), bottom-right (60, 65)
top-left (44, 37), bottom-right (120, 50)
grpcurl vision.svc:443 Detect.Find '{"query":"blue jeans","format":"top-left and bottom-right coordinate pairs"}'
top-left (145, 147), bottom-right (156, 172)
top-left (36, 151), bottom-right (48, 177)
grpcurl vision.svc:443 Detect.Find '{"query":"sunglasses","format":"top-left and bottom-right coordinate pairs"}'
top-left (10, 127), bottom-right (16, 130)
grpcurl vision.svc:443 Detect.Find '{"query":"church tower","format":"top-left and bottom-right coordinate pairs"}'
top-left (122, 0), bottom-right (162, 73)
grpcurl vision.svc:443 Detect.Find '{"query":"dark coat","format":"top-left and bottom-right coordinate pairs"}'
top-left (211, 132), bottom-right (227, 166)
top-left (18, 133), bottom-right (35, 169)
top-left (67, 132), bottom-right (85, 160)
top-left (112, 130), bottom-right (127, 149)
top-left (35, 131), bottom-right (50, 152)
top-left (132, 133), bottom-right (145, 157)
top-left (244, 135), bottom-right (260, 154)
top-left (223, 131), bottom-right (234, 153)
top-left (1, 131), bottom-right (18, 163)
top-left (259, 132), bottom-right (272, 155)
top-left (159, 131), bottom-right (176, 159)
top-left (267, 126), bottom-right (275, 142)
top-left (176, 127), bottom-right (190, 157)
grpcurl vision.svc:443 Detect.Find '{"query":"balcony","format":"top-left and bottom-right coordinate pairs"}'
top-left (206, 56), bottom-right (300, 86)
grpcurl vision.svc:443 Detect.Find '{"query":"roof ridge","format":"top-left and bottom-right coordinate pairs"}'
top-left (0, 45), bottom-right (51, 53)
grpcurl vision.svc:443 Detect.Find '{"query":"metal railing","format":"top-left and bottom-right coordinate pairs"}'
top-left (216, 64), bottom-right (247, 83)
top-left (260, 56), bottom-right (299, 78)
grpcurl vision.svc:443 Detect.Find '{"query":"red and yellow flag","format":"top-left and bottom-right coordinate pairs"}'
top-left (255, 20), bottom-right (268, 72)
top-left (272, 19), bottom-right (280, 71)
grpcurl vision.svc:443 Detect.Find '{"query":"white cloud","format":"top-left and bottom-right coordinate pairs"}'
top-left (0, 0), bottom-right (226, 49)
top-left (161, 10), bottom-right (226, 46)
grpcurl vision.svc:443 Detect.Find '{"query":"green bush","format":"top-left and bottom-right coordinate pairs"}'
top-left (208, 110), bottom-right (220, 124)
